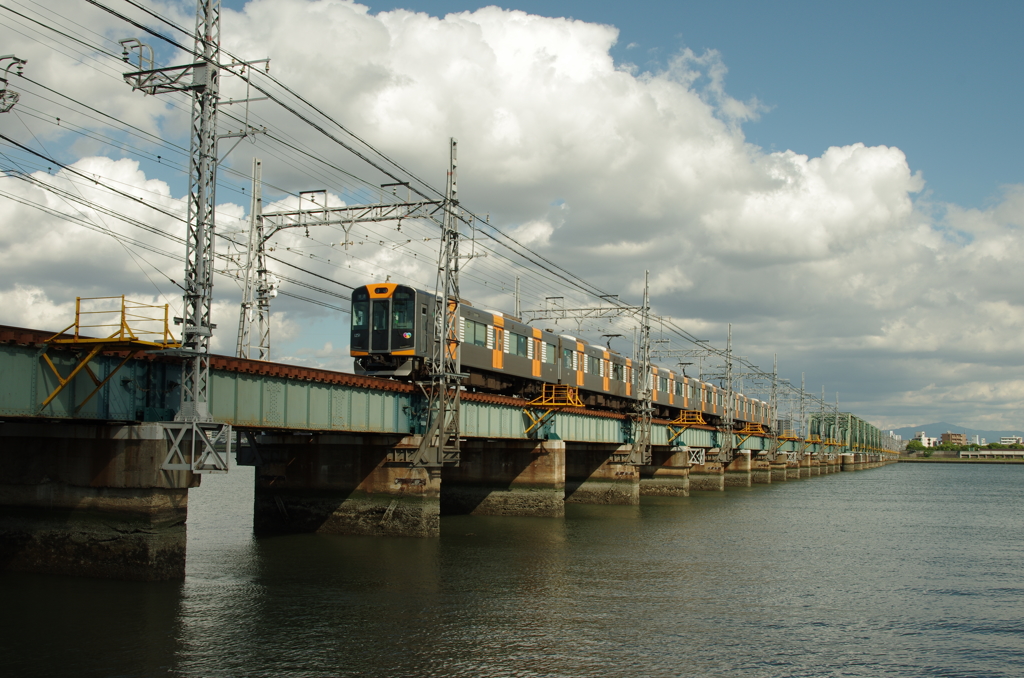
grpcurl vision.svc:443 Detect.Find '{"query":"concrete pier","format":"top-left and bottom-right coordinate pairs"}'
top-left (0, 423), bottom-right (195, 581)
top-left (253, 433), bottom-right (440, 538)
top-left (841, 453), bottom-right (856, 471)
top-left (688, 454), bottom-right (725, 491)
top-left (799, 454), bottom-right (812, 478)
top-left (639, 447), bottom-right (690, 497)
top-left (564, 444), bottom-right (639, 504)
top-left (442, 439), bottom-right (565, 516)
top-left (771, 453), bottom-right (789, 482)
top-left (724, 450), bottom-right (752, 487)
top-left (786, 459), bottom-right (801, 480)
top-left (751, 455), bottom-right (772, 484)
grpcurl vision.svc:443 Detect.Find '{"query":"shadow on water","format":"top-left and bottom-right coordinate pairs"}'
top-left (0, 572), bottom-right (183, 678)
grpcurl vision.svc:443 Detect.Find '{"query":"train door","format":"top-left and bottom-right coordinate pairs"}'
top-left (371, 298), bottom-right (389, 351)
top-left (419, 302), bottom-right (428, 353)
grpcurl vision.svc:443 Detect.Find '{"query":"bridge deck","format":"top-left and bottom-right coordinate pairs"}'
top-left (0, 325), bottom-right (883, 455)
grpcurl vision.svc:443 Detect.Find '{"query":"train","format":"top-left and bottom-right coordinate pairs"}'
top-left (350, 282), bottom-right (770, 428)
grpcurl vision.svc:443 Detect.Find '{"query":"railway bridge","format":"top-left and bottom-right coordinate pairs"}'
top-left (0, 325), bottom-right (897, 580)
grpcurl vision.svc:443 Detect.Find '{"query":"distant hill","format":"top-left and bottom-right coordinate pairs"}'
top-left (889, 422), bottom-right (1024, 443)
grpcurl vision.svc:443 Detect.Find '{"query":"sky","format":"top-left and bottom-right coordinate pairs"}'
top-left (1, 0), bottom-right (1023, 432)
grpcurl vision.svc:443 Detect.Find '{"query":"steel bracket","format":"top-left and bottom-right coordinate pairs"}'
top-left (161, 421), bottom-right (232, 473)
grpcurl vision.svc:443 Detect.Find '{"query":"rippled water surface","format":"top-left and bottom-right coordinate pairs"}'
top-left (3, 463), bottom-right (1023, 677)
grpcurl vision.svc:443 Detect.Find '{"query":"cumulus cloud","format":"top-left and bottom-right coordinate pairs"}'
top-left (2, 0), bottom-right (1023, 429)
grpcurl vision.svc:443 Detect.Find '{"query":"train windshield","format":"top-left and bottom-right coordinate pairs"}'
top-left (391, 287), bottom-right (415, 349)
top-left (351, 288), bottom-right (369, 350)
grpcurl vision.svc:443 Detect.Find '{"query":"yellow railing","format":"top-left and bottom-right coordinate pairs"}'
top-left (39, 296), bottom-right (180, 413)
top-left (523, 384), bottom-right (584, 436)
top-left (49, 296), bottom-right (178, 346)
top-left (667, 409), bottom-right (707, 444)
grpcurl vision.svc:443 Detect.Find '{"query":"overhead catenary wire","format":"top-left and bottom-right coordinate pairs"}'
top-left (0, 1), bottom-right (844, 410)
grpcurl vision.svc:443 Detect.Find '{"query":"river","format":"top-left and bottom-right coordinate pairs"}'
top-left (2, 463), bottom-right (1022, 677)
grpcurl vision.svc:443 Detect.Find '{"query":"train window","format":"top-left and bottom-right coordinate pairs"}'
top-left (464, 319), bottom-right (488, 347)
top-left (372, 301), bottom-right (388, 331)
top-left (390, 291), bottom-right (415, 349)
top-left (612, 363), bottom-right (623, 381)
top-left (353, 302), bottom-right (368, 329)
top-left (544, 342), bottom-right (556, 364)
top-left (563, 348), bottom-right (573, 369)
top-left (390, 291), bottom-right (415, 350)
top-left (351, 293), bottom-right (369, 350)
top-left (659, 376), bottom-right (668, 392)
top-left (511, 333), bottom-right (529, 357)
top-left (392, 292), bottom-right (414, 329)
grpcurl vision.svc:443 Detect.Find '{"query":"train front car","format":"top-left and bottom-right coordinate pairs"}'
top-left (351, 283), bottom-right (430, 378)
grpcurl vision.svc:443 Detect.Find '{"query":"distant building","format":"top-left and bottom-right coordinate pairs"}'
top-left (913, 431), bottom-right (937, 448)
top-left (971, 435), bottom-right (981, 446)
top-left (1000, 436), bottom-right (1023, 446)
top-left (941, 432), bottom-right (967, 446)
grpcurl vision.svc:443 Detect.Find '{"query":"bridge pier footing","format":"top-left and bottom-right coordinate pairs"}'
top-left (688, 454), bottom-right (725, 492)
top-left (253, 434), bottom-right (439, 538)
top-left (771, 453), bottom-right (789, 482)
top-left (0, 423), bottom-right (195, 581)
top-left (841, 453), bottom-right (856, 472)
top-left (639, 447), bottom-right (690, 497)
top-left (799, 454), bottom-right (812, 478)
top-left (724, 450), bottom-right (752, 487)
top-left (751, 455), bottom-right (772, 484)
top-left (564, 444), bottom-right (639, 504)
top-left (441, 439), bottom-right (565, 517)
top-left (786, 458), bottom-right (801, 480)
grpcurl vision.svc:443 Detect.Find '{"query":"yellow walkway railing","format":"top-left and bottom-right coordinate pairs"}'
top-left (735, 421), bottom-right (767, 447)
top-left (39, 296), bottom-right (180, 413)
top-left (667, 410), bottom-right (706, 444)
top-left (523, 384), bottom-right (584, 436)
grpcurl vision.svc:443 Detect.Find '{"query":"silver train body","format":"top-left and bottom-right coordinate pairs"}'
top-left (350, 283), bottom-right (769, 426)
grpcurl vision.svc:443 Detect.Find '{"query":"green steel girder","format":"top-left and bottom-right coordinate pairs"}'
top-left (2, 340), bottom-right (801, 449)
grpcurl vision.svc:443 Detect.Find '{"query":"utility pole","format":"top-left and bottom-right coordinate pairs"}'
top-left (514, 275), bottom-right (521, 318)
top-left (719, 324), bottom-right (734, 461)
top-left (236, 157), bottom-right (275, 360)
top-left (415, 138), bottom-right (463, 468)
top-left (632, 271), bottom-right (653, 465)
top-left (767, 353), bottom-right (779, 459)
top-left (120, 0), bottom-right (234, 472)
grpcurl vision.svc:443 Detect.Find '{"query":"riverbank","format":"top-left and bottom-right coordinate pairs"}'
top-left (899, 456), bottom-right (1024, 464)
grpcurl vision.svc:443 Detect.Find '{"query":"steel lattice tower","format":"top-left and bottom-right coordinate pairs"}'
top-left (416, 138), bottom-right (462, 467)
top-left (631, 270), bottom-right (653, 465)
top-left (177, 0), bottom-right (221, 421)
